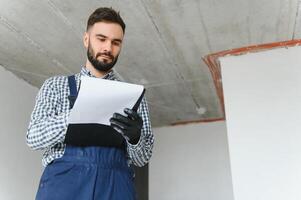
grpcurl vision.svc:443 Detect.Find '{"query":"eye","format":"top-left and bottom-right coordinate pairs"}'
top-left (112, 41), bottom-right (121, 46)
top-left (98, 37), bottom-right (106, 42)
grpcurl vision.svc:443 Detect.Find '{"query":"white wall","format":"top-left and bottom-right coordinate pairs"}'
top-left (0, 66), bottom-right (42, 200)
top-left (149, 121), bottom-right (234, 200)
top-left (220, 46), bottom-right (301, 200)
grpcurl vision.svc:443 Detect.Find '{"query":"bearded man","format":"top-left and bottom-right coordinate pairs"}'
top-left (26, 7), bottom-right (154, 200)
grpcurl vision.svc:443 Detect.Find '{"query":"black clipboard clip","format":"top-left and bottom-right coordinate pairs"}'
top-left (132, 88), bottom-right (145, 112)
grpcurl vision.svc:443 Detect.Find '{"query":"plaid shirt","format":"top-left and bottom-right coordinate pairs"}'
top-left (27, 67), bottom-right (154, 167)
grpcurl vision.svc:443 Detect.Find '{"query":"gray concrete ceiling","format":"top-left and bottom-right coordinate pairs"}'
top-left (1, 0), bottom-right (301, 127)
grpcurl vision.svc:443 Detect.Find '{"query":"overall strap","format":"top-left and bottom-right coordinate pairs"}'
top-left (68, 75), bottom-right (78, 109)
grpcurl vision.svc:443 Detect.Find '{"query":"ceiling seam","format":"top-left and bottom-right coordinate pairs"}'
top-left (0, 15), bottom-right (72, 74)
top-left (145, 78), bottom-right (206, 88)
top-left (138, 0), bottom-right (202, 109)
top-left (138, 0), bottom-right (185, 81)
top-left (292, 0), bottom-right (301, 39)
top-left (195, 0), bottom-right (213, 52)
top-left (0, 64), bottom-right (40, 88)
top-left (146, 101), bottom-right (182, 113)
top-left (7, 68), bottom-right (49, 78)
top-left (45, 0), bottom-right (83, 40)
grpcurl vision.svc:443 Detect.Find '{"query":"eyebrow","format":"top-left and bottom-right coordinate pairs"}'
top-left (95, 34), bottom-right (122, 43)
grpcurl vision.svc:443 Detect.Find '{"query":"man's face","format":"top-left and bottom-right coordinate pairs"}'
top-left (84, 22), bottom-right (124, 72)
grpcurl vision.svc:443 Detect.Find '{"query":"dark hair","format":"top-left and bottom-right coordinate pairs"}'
top-left (86, 7), bottom-right (126, 33)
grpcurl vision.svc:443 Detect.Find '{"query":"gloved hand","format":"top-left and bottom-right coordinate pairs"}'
top-left (110, 108), bottom-right (143, 144)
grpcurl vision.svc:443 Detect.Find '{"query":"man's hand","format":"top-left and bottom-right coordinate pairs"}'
top-left (110, 108), bottom-right (143, 144)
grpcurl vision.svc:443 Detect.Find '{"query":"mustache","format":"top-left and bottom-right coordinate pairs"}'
top-left (96, 52), bottom-right (114, 60)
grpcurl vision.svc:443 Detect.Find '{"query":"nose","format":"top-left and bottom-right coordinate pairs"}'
top-left (103, 41), bottom-right (112, 53)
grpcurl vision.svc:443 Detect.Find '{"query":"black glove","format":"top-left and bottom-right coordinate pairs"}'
top-left (110, 108), bottom-right (143, 144)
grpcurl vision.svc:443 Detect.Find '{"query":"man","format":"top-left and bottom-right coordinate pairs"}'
top-left (26, 7), bottom-right (154, 200)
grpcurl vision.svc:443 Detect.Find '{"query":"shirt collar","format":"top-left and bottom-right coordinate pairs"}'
top-left (80, 67), bottom-right (117, 80)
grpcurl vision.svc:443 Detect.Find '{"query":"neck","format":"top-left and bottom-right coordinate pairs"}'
top-left (85, 60), bottom-right (110, 78)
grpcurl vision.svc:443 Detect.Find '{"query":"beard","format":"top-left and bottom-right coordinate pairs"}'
top-left (87, 44), bottom-right (119, 72)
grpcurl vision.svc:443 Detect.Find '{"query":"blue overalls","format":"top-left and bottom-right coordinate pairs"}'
top-left (35, 75), bottom-right (136, 200)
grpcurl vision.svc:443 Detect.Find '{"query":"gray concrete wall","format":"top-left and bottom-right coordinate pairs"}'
top-left (149, 121), bottom-right (234, 200)
top-left (0, 66), bottom-right (42, 200)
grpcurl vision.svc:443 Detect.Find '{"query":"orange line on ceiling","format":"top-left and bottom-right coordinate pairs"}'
top-left (202, 39), bottom-right (301, 117)
top-left (171, 117), bottom-right (225, 126)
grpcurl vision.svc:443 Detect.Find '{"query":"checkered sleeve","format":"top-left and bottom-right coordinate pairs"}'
top-left (26, 77), bottom-right (69, 150)
top-left (126, 97), bottom-right (154, 167)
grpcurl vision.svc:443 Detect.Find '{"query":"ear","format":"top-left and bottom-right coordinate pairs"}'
top-left (83, 32), bottom-right (89, 49)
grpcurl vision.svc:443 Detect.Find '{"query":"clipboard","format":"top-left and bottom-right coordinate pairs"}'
top-left (64, 76), bottom-right (145, 148)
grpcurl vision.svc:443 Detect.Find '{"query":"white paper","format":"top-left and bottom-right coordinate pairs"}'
top-left (68, 76), bottom-right (144, 125)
